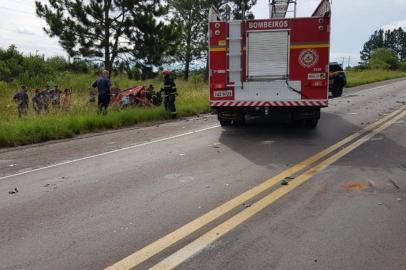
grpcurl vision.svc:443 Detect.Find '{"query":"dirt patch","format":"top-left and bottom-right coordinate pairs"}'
top-left (343, 181), bottom-right (373, 191)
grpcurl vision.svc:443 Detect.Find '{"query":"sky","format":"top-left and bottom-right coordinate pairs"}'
top-left (1, 0), bottom-right (406, 67)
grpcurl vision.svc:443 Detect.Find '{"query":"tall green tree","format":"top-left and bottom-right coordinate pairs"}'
top-left (360, 28), bottom-right (406, 63)
top-left (229, 0), bottom-right (257, 19)
top-left (170, 0), bottom-right (257, 80)
top-left (169, 0), bottom-right (208, 80)
top-left (35, 0), bottom-right (178, 76)
top-left (169, 0), bottom-right (226, 80)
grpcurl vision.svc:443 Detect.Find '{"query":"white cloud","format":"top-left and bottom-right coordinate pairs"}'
top-left (15, 28), bottom-right (36, 35)
top-left (0, 0), bottom-right (65, 57)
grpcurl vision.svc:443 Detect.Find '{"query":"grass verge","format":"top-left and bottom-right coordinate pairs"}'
top-left (1, 70), bottom-right (405, 147)
top-left (0, 74), bottom-right (209, 147)
top-left (346, 70), bottom-right (406, 88)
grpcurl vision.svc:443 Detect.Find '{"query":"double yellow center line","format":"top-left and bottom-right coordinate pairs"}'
top-left (106, 106), bottom-right (406, 270)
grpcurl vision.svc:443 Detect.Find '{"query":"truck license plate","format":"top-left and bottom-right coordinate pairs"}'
top-left (308, 73), bottom-right (326, 80)
top-left (214, 90), bottom-right (233, 98)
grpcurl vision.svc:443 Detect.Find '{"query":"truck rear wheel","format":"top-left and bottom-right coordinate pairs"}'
top-left (219, 120), bottom-right (232, 126)
top-left (331, 85), bottom-right (344, 97)
top-left (305, 118), bottom-right (319, 128)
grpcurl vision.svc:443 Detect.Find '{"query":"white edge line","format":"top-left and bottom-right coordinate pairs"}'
top-left (0, 125), bottom-right (220, 181)
top-left (2, 80), bottom-right (404, 181)
top-left (355, 81), bottom-right (401, 92)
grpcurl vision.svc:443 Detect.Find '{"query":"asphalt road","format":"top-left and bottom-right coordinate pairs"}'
top-left (1, 79), bottom-right (406, 270)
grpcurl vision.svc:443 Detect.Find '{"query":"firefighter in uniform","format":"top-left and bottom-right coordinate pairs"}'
top-left (161, 70), bottom-right (177, 117)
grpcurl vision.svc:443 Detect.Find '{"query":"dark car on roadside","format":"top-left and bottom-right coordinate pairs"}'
top-left (329, 62), bottom-right (347, 97)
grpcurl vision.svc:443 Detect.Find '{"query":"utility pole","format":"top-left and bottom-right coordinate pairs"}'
top-left (347, 56), bottom-right (351, 69)
top-left (242, 0), bottom-right (245, 19)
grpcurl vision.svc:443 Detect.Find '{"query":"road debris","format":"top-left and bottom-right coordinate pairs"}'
top-left (367, 180), bottom-right (375, 188)
top-left (209, 143), bottom-right (221, 149)
top-left (378, 203), bottom-right (383, 205)
top-left (343, 182), bottom-right (369, 191)
top-left (388, 179), bottom-right (400, 190)
top-left (179, 153), bottom-right (185, 156)
top-left (281, 179), bottom-right (289, 186)
top-left (281, 176), bottom-right (295, 186)
top-left (8, 188), bottom-right (19, 195)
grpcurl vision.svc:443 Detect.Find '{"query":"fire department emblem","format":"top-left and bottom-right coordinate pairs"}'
top-left (298, 49), bottom-right (319, 68)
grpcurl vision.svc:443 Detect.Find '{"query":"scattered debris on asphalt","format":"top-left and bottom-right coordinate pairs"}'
top-left (9, 164), bottom-right (16, 167)
top-left (368, 180), bottom-right (375, 188)
top-left (243, 203), bottom-right (252, 208)
top-left (343, 182), bottom-right (370, 191)
top-left (388, 179), bottom-right (400, 190)
top-left (179, 153), bottom-right (185, 156)
top-left (8, 188), bottom-right (19, 195)
top-left (281, 179), bottom-right (289, 186)
top-left (281, 176), bottom-right (295, 186)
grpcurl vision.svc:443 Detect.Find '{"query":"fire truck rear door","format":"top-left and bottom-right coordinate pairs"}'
top-left (247, 31), bottom-right (289, 80)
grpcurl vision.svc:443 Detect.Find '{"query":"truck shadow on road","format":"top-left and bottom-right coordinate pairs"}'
top-left (217, 112), bottom-right (406, 170)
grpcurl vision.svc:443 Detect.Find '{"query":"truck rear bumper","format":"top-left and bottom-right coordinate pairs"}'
top-left (210, 100), bottom-right (328, 107)
top-left (213, 106), bottom-right (321, 122)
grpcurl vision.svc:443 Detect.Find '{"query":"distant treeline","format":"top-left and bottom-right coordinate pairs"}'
top-left (0, 45), bottom-right (95, 86)
top-left (352, 27), bottom-right (406, 71)
top-left (0, 45), bottom-right (209, 88)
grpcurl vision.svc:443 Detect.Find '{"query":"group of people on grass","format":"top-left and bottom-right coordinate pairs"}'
top-left (13, 69), bottom-right (177, 118)
top-left (13, 85), bottom-right (72, 117)
top-left (91, 69), bottom-right (177, 116)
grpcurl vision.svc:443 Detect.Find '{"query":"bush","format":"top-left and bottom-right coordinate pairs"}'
top-left (368, 48), bottom-right (399, 70)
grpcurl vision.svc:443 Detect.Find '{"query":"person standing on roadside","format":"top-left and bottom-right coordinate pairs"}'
top-left (161, 70), bottom-right (177, 118)
top-left (92, 70), bottom-right (112, 115)
top-left (41, 85), bottom-right (51, 113)
top-left (32, 88), bottom-right (42, 114)
top-left (13, 85), bottom-right (29, 117)
top-left (51, 85), bottom-right (61, 107)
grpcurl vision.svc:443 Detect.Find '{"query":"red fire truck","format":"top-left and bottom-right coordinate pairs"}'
top-left (209, 0), bottom-right (331, 127)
